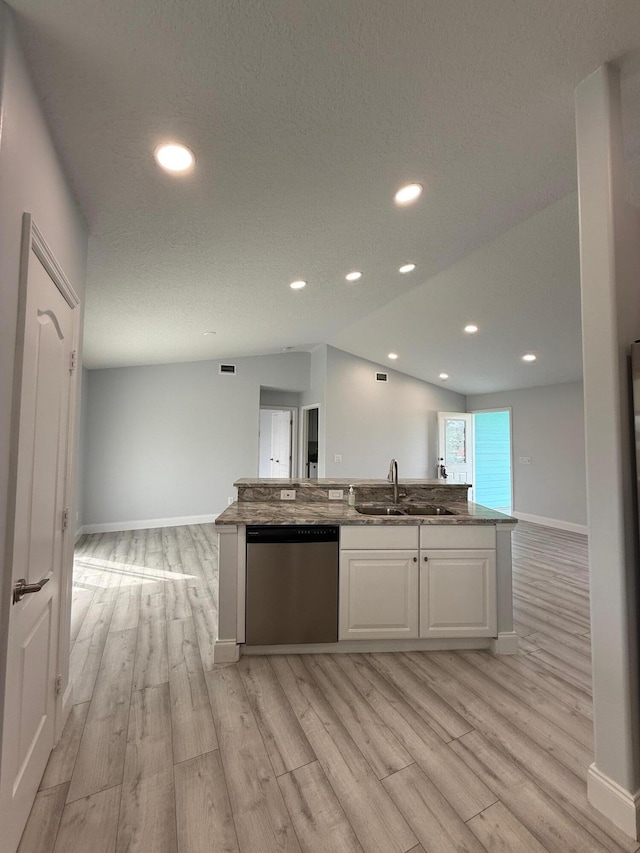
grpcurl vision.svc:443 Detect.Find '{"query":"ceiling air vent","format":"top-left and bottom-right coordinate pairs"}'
top-left (219, 364), bottom-right (237, 375)
top-left (375, 371), bottom-right (389, 382)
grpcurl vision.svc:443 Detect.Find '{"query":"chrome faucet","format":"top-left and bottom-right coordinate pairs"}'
top-left (388, 458), bottom-right (399, 504)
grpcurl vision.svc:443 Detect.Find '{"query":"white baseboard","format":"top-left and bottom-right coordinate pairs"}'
top-left (241, 637), bottom-right (494, 655)
top-left (588, 763), bottom-right (640, 840)
top-left (81, 514), bottom-right (218, 534)
top-left (490, 631), bottom-right (519, 655)
top-left (511, 510), bottom-right (588, 536)
top-left (214, 640), bottom-right (241, 663)
top-left (74, 528), bottom-right (85, 542)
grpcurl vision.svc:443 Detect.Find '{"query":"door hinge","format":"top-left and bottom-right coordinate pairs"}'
top-left (62, 507), bottom-right (70, 531)
top-left (69, 349), bottom-right (78, 374)
top-left (55, 675), bottom-right (62, 696)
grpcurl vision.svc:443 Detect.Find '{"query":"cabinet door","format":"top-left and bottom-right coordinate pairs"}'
top-left (340, 550), bottom-right (419, 640)
top-left (420, 549), bottom-right (496, 637)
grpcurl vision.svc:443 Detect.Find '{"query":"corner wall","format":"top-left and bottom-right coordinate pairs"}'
top-left (467, 381), bottom-right (587, 529)
top-left (323, 346), bottom-right (466, 479)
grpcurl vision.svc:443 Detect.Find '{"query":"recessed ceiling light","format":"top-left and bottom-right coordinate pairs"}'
top-left (154, 143), bottom-right (195, 173)
top-left (394, 182), bottom-right (423, 205)
top-left (464, 324), bottom-right (479, 334)
top-left (522, 353), bottom-right (537, 362)
top-left (345, 271), bottom-right (362, 282)
top-left (203, 331), bottom-right (216, 336)
top-left (399, 263), bottom-right (416, 274)
top-left (388, 352), bottom-right (398, 360)
top-left (290, 280), bottom-right (307, 290)
top-left (439, 373), bottom-right (449, 380)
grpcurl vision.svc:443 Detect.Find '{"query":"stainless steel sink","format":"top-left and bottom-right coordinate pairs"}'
top-left (400, 505), bottom-right (454, 516)
top-left (355, 504), bottom-right (455, 516)
top-left (355, 506), bottom-right (407, 516)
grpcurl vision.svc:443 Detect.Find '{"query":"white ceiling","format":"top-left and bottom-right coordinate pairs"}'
top-left (9, 0), bottom-right (640, 393)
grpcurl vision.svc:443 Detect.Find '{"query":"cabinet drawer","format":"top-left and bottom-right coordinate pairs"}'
top-left (340, 525), bottom-right (418, 550)
top-left (419, 525), bottom-right (495, 550)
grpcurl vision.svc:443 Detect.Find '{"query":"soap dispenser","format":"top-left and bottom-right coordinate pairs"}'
top-left (348, 485), bottom-right (356, 506)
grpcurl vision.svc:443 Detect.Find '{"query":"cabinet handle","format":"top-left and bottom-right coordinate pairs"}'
top-left (423, 556), bottom-right (428, 562)
top-left (413, 556), bottom-right (417, 562)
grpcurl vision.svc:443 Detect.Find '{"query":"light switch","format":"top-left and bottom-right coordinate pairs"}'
top-left (334, 454), bottom-right (342, 463)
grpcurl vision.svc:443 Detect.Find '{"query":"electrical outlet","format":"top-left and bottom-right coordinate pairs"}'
top-left (334, 454), bottom-right (342, 463)
top-left (280, 489), bottom-right (296, 500)
top-left (328, 489), bottom-right (344, 500)
top-left (519, 456), bottom-right (532, 465)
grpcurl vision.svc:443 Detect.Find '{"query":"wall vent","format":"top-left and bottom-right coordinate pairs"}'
top-left (219, 364), bottom-right (237, 375)
top-left (375, 371), bottom-right (389, 382)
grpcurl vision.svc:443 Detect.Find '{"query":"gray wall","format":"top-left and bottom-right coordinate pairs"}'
top-left (260, 389), bottom-right (301, 408)
top-left (83, 353), bottom-right (310, 525)
top-left (301, 345), bottom-right (328, 476)
top-left (76, 367), bottom-right (89, 532)
top-left (467, 381), bottom-right (587, 526)
top-left (324, 346), bottom-right (466, 479)
top-left (0, 1), bottom-right (87, 771)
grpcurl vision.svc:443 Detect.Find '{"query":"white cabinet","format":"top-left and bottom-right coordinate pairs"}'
top-left (339, 523), bottom-right (498, 643)
top-left (339, 549), bottom-right (419, 640)
top-left (419, 549), bottom-right (496, 637)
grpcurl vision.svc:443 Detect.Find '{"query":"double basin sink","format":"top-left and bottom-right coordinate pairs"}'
top-left (356, 504), bottom-right (455, 517)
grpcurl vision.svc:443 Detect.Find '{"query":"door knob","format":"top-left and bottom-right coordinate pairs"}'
top-left (13, 577), bottom-right (49, 604)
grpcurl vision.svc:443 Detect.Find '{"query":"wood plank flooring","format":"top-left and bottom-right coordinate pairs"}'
top-left (18, 521), bottom-right (640, 853)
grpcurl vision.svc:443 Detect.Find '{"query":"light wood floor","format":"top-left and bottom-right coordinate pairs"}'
top-left (18, 521), bottom-right (640, 853)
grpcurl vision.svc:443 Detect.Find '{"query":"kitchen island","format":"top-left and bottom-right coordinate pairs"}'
top-left (214, 478), bottom-right (517, 662)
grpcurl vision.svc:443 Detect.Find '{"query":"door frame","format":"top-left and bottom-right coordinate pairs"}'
top-left (300, 403), bottom-right (321, 478)
top-left (5, 214), bottom-right (80, 742)
top-left (437, 411), bottom-right (474, 496)
top-left (258, 405), bottom-right (298, 477)
top-left (468, 407), bottom-right (514, 512)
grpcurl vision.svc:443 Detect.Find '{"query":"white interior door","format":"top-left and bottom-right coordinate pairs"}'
top-left (0, 217), bottom-right (79, 852)
top-left (437, 412), bottom-right (474, 494)
top-left (270, 410), bottom-right (292, 477)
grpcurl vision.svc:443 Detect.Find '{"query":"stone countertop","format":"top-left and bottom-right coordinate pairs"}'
top-left (234, 477), bottom-right (470, 487)
top-left (215, 500), bottom-right (516, 526)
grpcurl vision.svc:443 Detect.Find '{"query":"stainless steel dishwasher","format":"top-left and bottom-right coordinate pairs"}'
top-left (245, 525), bottom-right (339, 645)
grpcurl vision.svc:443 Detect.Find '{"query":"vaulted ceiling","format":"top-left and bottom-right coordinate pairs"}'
top-left (9, 0), bottom-right (640, 392)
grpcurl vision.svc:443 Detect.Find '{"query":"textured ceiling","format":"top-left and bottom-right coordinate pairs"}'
top-left (8, 0), bottom-right (640, 392)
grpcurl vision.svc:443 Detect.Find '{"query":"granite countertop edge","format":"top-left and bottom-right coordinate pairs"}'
top-left (234, 477), bottom-right (470, 487)
top-left (215, 501), bottom-right (517, 526)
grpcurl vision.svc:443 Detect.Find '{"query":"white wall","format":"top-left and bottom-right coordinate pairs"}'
top-left (323, 346), bottom-right (466, 479)
top-left (467, 381), bottom-right (587, 527)
top-left (82, 353), bottom-right (310, 526)
top-left (0, 0), bottom-right (87, 774)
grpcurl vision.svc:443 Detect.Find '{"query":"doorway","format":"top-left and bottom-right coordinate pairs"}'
top-left (1, 216), bottom-right (80, 852)
top-left (471, 408), bottom-right (512, 512)
top-left (301, 405), bottom-right (319, 478)
top-left (258, 407), bottom-right (295, 477)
